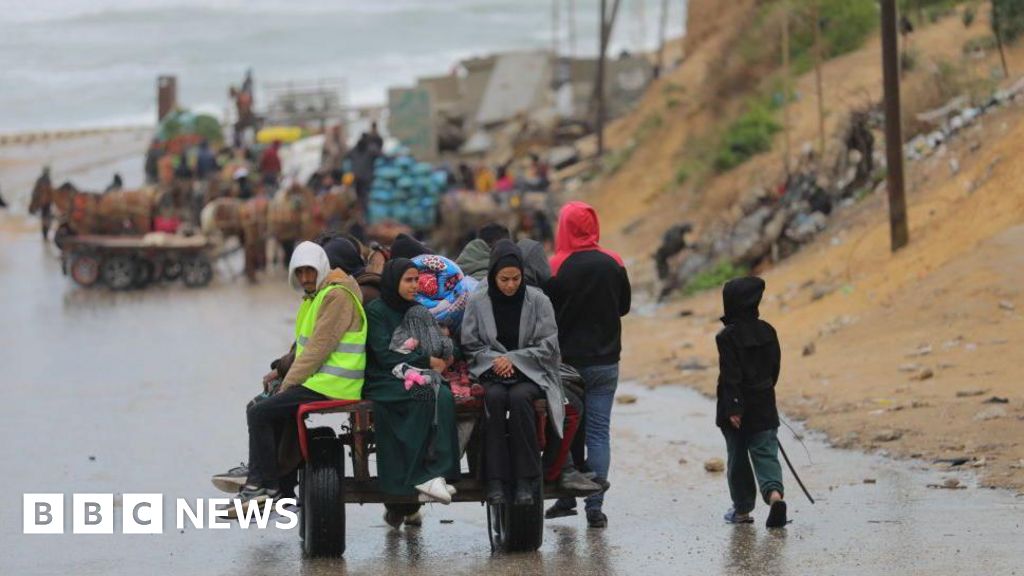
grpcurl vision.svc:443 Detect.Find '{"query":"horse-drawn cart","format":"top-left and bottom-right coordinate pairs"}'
top-left (62, 233), bottom-right (214, 290)
top-left (295, 393), bottom-right (584, 557)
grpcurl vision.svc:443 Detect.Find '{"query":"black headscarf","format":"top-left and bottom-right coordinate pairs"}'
top-left (380, 258), bottom-right (417, 313)
top-left (322, 237), bottom-right (366, 276)
top-left (721, 276), bottom-right (775, 347)
top-left (488, 239), bottom-right (526, 351)
top-left (390, 233), bottom-right (431, 260)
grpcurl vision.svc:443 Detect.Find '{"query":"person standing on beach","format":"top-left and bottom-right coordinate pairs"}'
top-left (543, 201), bottom-right (631, 528)
top-left (31, 167), bottom-right (53, 241)
top-left (716, 276), bottom-right (787, 529)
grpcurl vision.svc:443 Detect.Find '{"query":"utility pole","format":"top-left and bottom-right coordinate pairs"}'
top-left (812, 0), bottom-right (826, 161)
top-left (993, 0), bottom-right (1011, 78)
top-left (781, 0), bottom-right (792, 175)
top-left (881, 0), bottom-right (909, 251)
top-left (595, 0), bottom-right (622, 157)
top-left (656, 0), bottom-right (670, 77)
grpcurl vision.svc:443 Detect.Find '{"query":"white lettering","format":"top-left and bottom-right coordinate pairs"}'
top-left (176, 498), bottom-right (204, 530)
top-left (208, 498), bottom-right (231, 530)
top-left (274, 499), bottom-right (299, 530)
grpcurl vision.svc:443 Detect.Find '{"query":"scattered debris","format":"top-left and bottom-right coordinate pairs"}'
top-left (704, 458), bottom-right (726, 473)
top-left (678, 457), bottom-right (688, 465)
top-left (802, 342), bottom-right (816, 357)
top-left (439, 519), bottom-right (454, 524)
top-left (873, 430), bottom-right (903, 443)
top-left (974, 406), bottom-right (1007, 421)
top-left (955, 389), bottom-right (987, 398)
top-left (899, 363), bottom-right (923, 373)
top-left (982, 396), bottom-right (1009, 404)
top-left (906, 344), bottom-right (933, 358)
top-left (971, 458), bottom-right (988, 468)
top-left (863, 478), bottom-right (877, 484)
top-left (88, 455), bottom-right (96, 462)
top-left (935, 457), bottom-right (970, 467)
top-left (998, 300), bottom-right (1015, 311)
top-left (616, 394), bottom-right (638, 405)
top-left (677, 359), bottom-right (709, 372)
top-left (678, 310), bottom-right (695, 317)
top-left (910, 368), bottom-right (934, 381)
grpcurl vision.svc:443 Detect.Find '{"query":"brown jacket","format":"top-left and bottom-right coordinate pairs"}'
top-left (280, 269), bottom-right (365, 390)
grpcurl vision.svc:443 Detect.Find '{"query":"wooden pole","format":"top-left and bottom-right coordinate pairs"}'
top-left (656, 0), bottom-right (670, 77)
top-left (781, 0), bottom-right (792, 175)
top-left (881, 0), bottom-right (910, 251)
top-left (993, 0), bottom-right (1011, 78)
top-left (812, 0), bottom-right (826, 161)
top-left (596, 0), bottom-right (623, 157)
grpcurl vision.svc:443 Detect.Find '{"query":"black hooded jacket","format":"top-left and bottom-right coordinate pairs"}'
top-left (715, 277), bottom-right (781, 432)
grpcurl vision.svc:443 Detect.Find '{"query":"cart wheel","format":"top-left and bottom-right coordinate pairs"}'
top-left (299, 427), bottom-right (334, 542)
top-left (133, 259), bottom-right (155, 289)
top-left (489, 470), bottom-right (544, 552)
top-left (182, 256), bottom-right (213, 288)
top-left (301, 431), bottom-right (346, 558)
top-left (162, 259), bottom-right (183, 281)
top-left (69, 253), bottom-right (100, 287)
top-left (54, 224), bottom-right (73, 251)
top-left (101, 256), bottom-right (137, 291)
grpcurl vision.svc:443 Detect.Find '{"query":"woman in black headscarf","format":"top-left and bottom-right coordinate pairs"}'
top-left (461, 240), bottom-right (565, 506)
top-left (364, 259), bottom-right (460, 519)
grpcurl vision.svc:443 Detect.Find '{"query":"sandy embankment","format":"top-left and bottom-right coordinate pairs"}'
top-left (576, 5), bottom-right (1024, 490)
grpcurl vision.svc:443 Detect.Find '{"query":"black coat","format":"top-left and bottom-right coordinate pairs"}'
top-left (715, 277), bottom-right (781, 433)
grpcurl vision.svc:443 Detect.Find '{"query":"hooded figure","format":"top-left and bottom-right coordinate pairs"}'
top-left (323, 237), bottom-right (366, 276)
top-left (455, 238), bottom-right (491, 282)
top-left (549, 201), bottom-right (624, 275)
top-left (518, 238), bottom-right (551, 288)
top-left (390, 233), bottom-right (431, 260)
top-left (462, 240), bottom-right (565, 504)
top-left (363, 258), bottom-right (461, 501)
top-left (715, 276), bottom-right (781, 433)
top-left (288, 241), bottom-right (331, 294)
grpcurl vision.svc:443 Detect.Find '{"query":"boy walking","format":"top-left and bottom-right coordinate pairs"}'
top-left (716, 277), bottom-right (787, 528)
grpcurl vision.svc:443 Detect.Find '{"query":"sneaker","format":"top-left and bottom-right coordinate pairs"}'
top-left (558, 469), bottom-right (603, 495)
top-left (514, 480), bottom-right (536, 506)
top-left (766, 500), bottom-right (788, 529)
top-left (545, 502), bottom-right (577, 519)
top-left (723, 508), bottom-right (754, 524)
top-left (486, 480), bottom-right (506, 505)
top-left (211, 463), bottom-right (248, 493)
top-left (227, 485), bottom-right (279, 519)
top-left (383, 509), bottom-right (405, 529)
top-left (586, 509), bottom-right (608, 528)
top-left (404, 510), bottom-right (424, 527)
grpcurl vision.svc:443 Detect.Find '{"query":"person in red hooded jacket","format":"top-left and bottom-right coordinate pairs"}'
top-left (543, 201), bottom-right (631, 528)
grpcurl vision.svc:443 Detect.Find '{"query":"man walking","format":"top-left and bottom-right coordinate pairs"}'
top-left (543, 201), bottom-right (631, 528)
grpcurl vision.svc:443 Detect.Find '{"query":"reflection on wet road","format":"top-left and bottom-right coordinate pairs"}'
top-left (1, 225), bottom-right (1021, 575)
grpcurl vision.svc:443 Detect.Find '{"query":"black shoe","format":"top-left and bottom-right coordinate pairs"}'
top-left (586, 509), bottom-right (608, 528)
top-left (486, 480), bottom-right (506, 505)
top-left (545, 502), bottom-right (578, 519)
top-left (766, 500), bottom-right (788, 528)
top-left (514, 480), bottom-right (536, 506)
top-left (383, 509), bottom-right (404, 529)
top-left (559, 469), bottom-right (603, 495)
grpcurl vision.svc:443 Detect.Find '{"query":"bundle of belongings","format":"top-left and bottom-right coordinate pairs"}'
top-left (411, 254), bottom-right (479, 328)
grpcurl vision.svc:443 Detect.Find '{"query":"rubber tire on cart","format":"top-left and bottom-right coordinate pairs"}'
top-left (69, 253), bottom-right (101, 287)
top-left (162, 259), bottom-right (183, 281)
top-left (101, 255), bottom-right (137, 291)
top-left (300, 431), bottom-right (346, 558)
top-left (133, 259), bottom-right (155, 289)
top-left (182, 256), bottom-right (213, 288)
top-left (299, 427), bottom-right (334, 542)
top-left (489, 471), bottom-right (544, 552)
top-left (53, 224), bottom-right (73, 251)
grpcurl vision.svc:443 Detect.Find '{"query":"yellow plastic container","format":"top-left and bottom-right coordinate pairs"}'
top-left (256, 126), bottom-right (303, 144)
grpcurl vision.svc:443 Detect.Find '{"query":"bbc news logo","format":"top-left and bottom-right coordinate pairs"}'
top-left (23, 494), bottom-right (298, 534)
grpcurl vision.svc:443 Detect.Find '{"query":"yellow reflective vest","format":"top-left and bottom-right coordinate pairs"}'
top-left (294, 284), bottom-right (367, 399)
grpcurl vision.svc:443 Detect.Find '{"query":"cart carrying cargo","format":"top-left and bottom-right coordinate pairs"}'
top-left (62, 232), bottom-right (214, 290)
top-left (294, 390), bottom-right (587, 557)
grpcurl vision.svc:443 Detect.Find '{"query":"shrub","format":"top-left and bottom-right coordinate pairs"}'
top-left (684, 261), bottom-right (750, 296)
top-left (963, 5), bottom-right (976, 28)
top-left (993, 0), bottom-right (1024, 43)
top-left (713, 101), bottom-right (781, 173)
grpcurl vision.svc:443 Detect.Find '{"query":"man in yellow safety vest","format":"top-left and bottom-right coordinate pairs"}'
top-left (238, 240), bottom-right (367, 506)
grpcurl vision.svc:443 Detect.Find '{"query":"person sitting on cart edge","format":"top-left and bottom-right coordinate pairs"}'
top-left (363, 259), bottom-right (460, 511)
top-left (716, 276), bottom-right (787, 529)
top-left (462, 240), bottom-right (565, 506)
top-left (238, 241), bottom-right (368, 507)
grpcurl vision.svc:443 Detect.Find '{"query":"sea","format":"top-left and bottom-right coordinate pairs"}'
top-left (0, 0), bottom-right (686, 133)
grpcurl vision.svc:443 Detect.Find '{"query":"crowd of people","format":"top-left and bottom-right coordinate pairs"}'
top-left (210, 197), bottom-right (790, 533)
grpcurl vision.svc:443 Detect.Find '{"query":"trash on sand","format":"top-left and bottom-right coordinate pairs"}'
top-left (704, 458), bottom-right (726, 473)
top-left (955, 389), bottom-right (987, 398)
top-left (873, 430), bottom-right (903, 442)
top-left (910, 368), bottom-right (934, 381)
top-left (616, 394), bottom-right (638, 405)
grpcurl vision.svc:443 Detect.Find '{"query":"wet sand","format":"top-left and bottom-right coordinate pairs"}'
top-left (1, 226), bottom-right (1022, 575)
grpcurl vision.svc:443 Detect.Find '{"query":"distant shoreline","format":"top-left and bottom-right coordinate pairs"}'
top-left (0, 125), bottom-right (152, 148)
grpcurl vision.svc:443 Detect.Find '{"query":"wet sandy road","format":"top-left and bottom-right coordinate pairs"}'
top-left (1, 225), bottom-right (1022, 575)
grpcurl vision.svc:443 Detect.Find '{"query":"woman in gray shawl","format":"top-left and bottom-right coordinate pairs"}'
top-left (462, 240), bottom-right (565, 506)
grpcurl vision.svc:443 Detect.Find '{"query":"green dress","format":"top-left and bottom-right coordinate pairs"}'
top-left (363, 299), bottom-right (461, 495)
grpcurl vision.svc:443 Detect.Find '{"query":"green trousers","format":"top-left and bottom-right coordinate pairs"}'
top-left (721, 427), bottom-right (784, 514)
